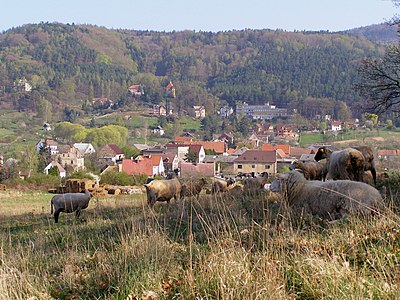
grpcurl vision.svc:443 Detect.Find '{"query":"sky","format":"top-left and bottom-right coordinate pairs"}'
top-left (0, 0), bottom-right (397, 33)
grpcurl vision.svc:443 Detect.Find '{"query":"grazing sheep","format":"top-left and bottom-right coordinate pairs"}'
top-left (50, 190), bottom-right (92, 223)
top-left (180, 177), bottom-right (208, 199)
top-left (289, 160), bottom-right (328, 181)
top-left (314, 147), bottom-right (366, 183)
top-left (353, 146), bottom-right (377, 185)
top-left (144, 177), bottom-right (182, 207)
top-left (270, 171), bottom-right (383, 220)
top-left (211, 177), bottom-right (235, 194)
top-left (242, 172), bottom-right (270, 189)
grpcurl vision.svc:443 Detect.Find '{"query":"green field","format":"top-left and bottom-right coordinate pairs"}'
top-left (1, 188), bottom-right (400, 299)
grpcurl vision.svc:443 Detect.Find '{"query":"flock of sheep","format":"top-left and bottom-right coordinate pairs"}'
top-left (279, 145), bottom-right (385, 219)
top-left (49, 145), bottom-right (386, 223)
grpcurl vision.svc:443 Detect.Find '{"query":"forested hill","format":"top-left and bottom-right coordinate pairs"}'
top-left (0, 23), bottom-right (392, 120)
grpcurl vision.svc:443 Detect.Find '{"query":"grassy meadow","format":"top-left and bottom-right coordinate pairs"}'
top-left (1, 186), bottom-right (400, 300)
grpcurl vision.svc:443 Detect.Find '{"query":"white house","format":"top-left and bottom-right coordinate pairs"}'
top-left (44, 161), bottom-right (66, 178)
top-left (73, 143), bottom-right (96, 156)
top-left (330, 121), bottom-right (342, 131)
top-left (152, 126), bottom-right (165, 136)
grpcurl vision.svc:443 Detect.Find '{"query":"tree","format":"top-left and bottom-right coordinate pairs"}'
top-left (356, 45), bottom-right (400, 114)
top-left (185, 148), bottom-right (198, 163)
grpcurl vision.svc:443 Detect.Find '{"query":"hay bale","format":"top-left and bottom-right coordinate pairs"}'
top-left (108, 188), bottom-right (121, 195)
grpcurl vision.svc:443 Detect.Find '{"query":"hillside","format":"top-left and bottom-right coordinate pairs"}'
top-left (0, 22), bottom-right (394, 122)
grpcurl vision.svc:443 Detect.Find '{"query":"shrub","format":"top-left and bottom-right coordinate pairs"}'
top-left (100, 171), bottom-right (134, 186)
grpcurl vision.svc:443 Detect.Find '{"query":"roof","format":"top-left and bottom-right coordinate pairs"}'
top-left (188, 144), bottom-right (203, 154)
top-left (289, 147), bottom-right (313, 158)
top-left (261, 144), bottom-right (290, 154)
top-left (132, 144), bottom-right (149, 151)
top-left (190, 141), bottom-right (226, 154)
top-left (234, 150), bottom-right (276, 163)
top-left (377, 149), bottom-right (400, 156)
top-left (46, 161), bottom-right (66, 173)
top-left (128, 84), bottom-right (140, 89)
top-left (121, 158), bottom-right (153, 176)
top-left (174, 136), bottom-right (193, 143)
top-left (73, 143), bottom-right (95, 154)
top-left (180, 162), bottom-right (215, 177)
top-left (107, 144), bottom-right (123, 154)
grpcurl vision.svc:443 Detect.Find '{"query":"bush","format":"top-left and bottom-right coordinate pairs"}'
top-left (67, 170), bottom-right (94, 180)
top-left (100, 171), bottom-right (134, 186)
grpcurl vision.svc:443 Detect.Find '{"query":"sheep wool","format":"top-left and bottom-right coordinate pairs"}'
top-left (270, 171), bottom-right (383, 220)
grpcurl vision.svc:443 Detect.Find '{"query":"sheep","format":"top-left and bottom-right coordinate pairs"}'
top-left (353, 146), bottom-right (377, 185)
top-left (242, 172), bottom-right (270, 189)
top-left (270, 170), bottom-right (383, 220)
top-left (289, 160), bottom-right (328, 181)
top-left (314, 147), bottom-right (367, 183)
top-left (180, 177), bottom-right (208, 199)
top-left (144, 177), bottom-right (182, 207)
top-left (50, 190), bottom-right (92, 223)
top-left (211, 177), bottom-right (235, 194)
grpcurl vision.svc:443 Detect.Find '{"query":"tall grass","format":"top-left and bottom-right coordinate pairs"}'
top-left (0, 190), bottom-right (399, 299)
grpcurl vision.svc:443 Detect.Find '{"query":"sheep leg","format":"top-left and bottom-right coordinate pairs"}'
top-left (75, 208), bottom-right (81, 219)
top-left (54, 209), bottom-right (62, 223)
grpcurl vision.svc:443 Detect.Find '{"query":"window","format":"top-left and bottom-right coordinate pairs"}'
top-left (238, 165), bottom-right (242, 169)
top-left (252, 165), bottom-right (255, 168)
top-left (265, 165), bottom-right (270, 169)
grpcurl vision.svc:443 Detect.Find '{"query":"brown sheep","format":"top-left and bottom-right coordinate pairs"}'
top-left (270, 171), bottom-right (383, 220)
top-left (211, 177), bottom-right (235, 194)
top-left (180, 177), bottom-right (208, 199)
top-left (144, 177), bottom-right (182, 207)
top-left (289, 159), bottom-right (328, 181)
top-left (242, 172), bottom-right (269, 189)
top-left (314, 147), bottom-right (367, 183)
top-left (353, 146), bottom-right (376, 185)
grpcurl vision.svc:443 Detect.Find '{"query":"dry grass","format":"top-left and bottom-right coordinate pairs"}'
top-left (0, 188), bottom-right (399, 299)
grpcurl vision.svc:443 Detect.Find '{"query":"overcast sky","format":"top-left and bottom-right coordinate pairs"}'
top-left (0, 0), bottom-right (397, 33)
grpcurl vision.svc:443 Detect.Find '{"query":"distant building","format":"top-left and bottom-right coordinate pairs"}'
top-left (127, 84), bottom-right (144, 97)
top-left (219, 106), bottom-right (234, 118)
top-left (193, 106), bottom-right (206, 118)
top-left (73, 143), bottom-right (96, 156)
top-left (236, 102), bottom-right (289, 120)
top-left (165, 81), bottom-right (176, 98)
top-left (233, 150), bottom-right (277, 176)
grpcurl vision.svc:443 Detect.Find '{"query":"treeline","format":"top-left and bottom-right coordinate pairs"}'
top-left (0, 23), bottom-right (390, 120)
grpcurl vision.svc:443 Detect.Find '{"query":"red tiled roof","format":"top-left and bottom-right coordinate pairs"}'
top-left (261, 144), bottom-right (290, 154)
top-left (121, 158), bottom-right (153, 176)
top-left (234, 150), bottom-right (276, 163)
top-left (174, 136), bottom-right (193, 143)
top-left (128, 84), bottom-right (140, 89)
top-left (190, 141), bottom-right (226, 154)
top-left (377, 149), bottom-right (400, 156)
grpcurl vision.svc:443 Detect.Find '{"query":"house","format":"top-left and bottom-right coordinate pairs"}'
top-left (190, 141), bottom-right (227, 155)
top-left (15, 78), bottom-right (32, 92)
top-left (128, 84), bottom-right (143, 97)
top-left (159, 153), bottom-right (179, 174)
top-left (233, 150), bottom-right (277, 176)
top-left (193, 105), bottom-right (206, 118)
top-left (44, 161), bottom-right (66, 178)
top-left (121, 155), bottom-right (164, 176)
top-left (219, 106), bottom-right (234, 118)
top-left (218, 132), bottom-right (235, 145)
top-left (43, 123), bottom-right (52, 131)
top-left (261, 144), bottom-right (291, 155)
top-left (174, 132), bottom-right (195, 143)
top-left (330, 121), bottom-right (342, 131)
top-left (132, 144), bottom-right (150, 152)
top-left (151, 125), bottom-right (165, 136)
top-left (165, 81), bottom-right (176, 98)
top-left (164, 143), bottom-right (190, 162)
top-left (289, 147), bottom-right (314, 159)
top-left (57, 145), bottom-right (85, 172)
top-left (36, 139), bottom-right (59, 155)
top-left (236, 102), bottom-right (289, 120)
top-left (377, 149), bottom-right (400, 160)
top-left (97, 144), bottom-right (124, 164)
top-left (187, 144), bottom-right (206, 163)
top-left (73, 143), bottom-right (96, 156)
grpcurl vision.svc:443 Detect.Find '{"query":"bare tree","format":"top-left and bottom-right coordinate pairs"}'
top-left (356, 45), bottom-right (400, 114)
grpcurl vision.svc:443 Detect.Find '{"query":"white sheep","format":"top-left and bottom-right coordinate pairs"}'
top-left (50, 190), bottom-right (92, 223)
top-left (270, 171), bottom-right (383, 220)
